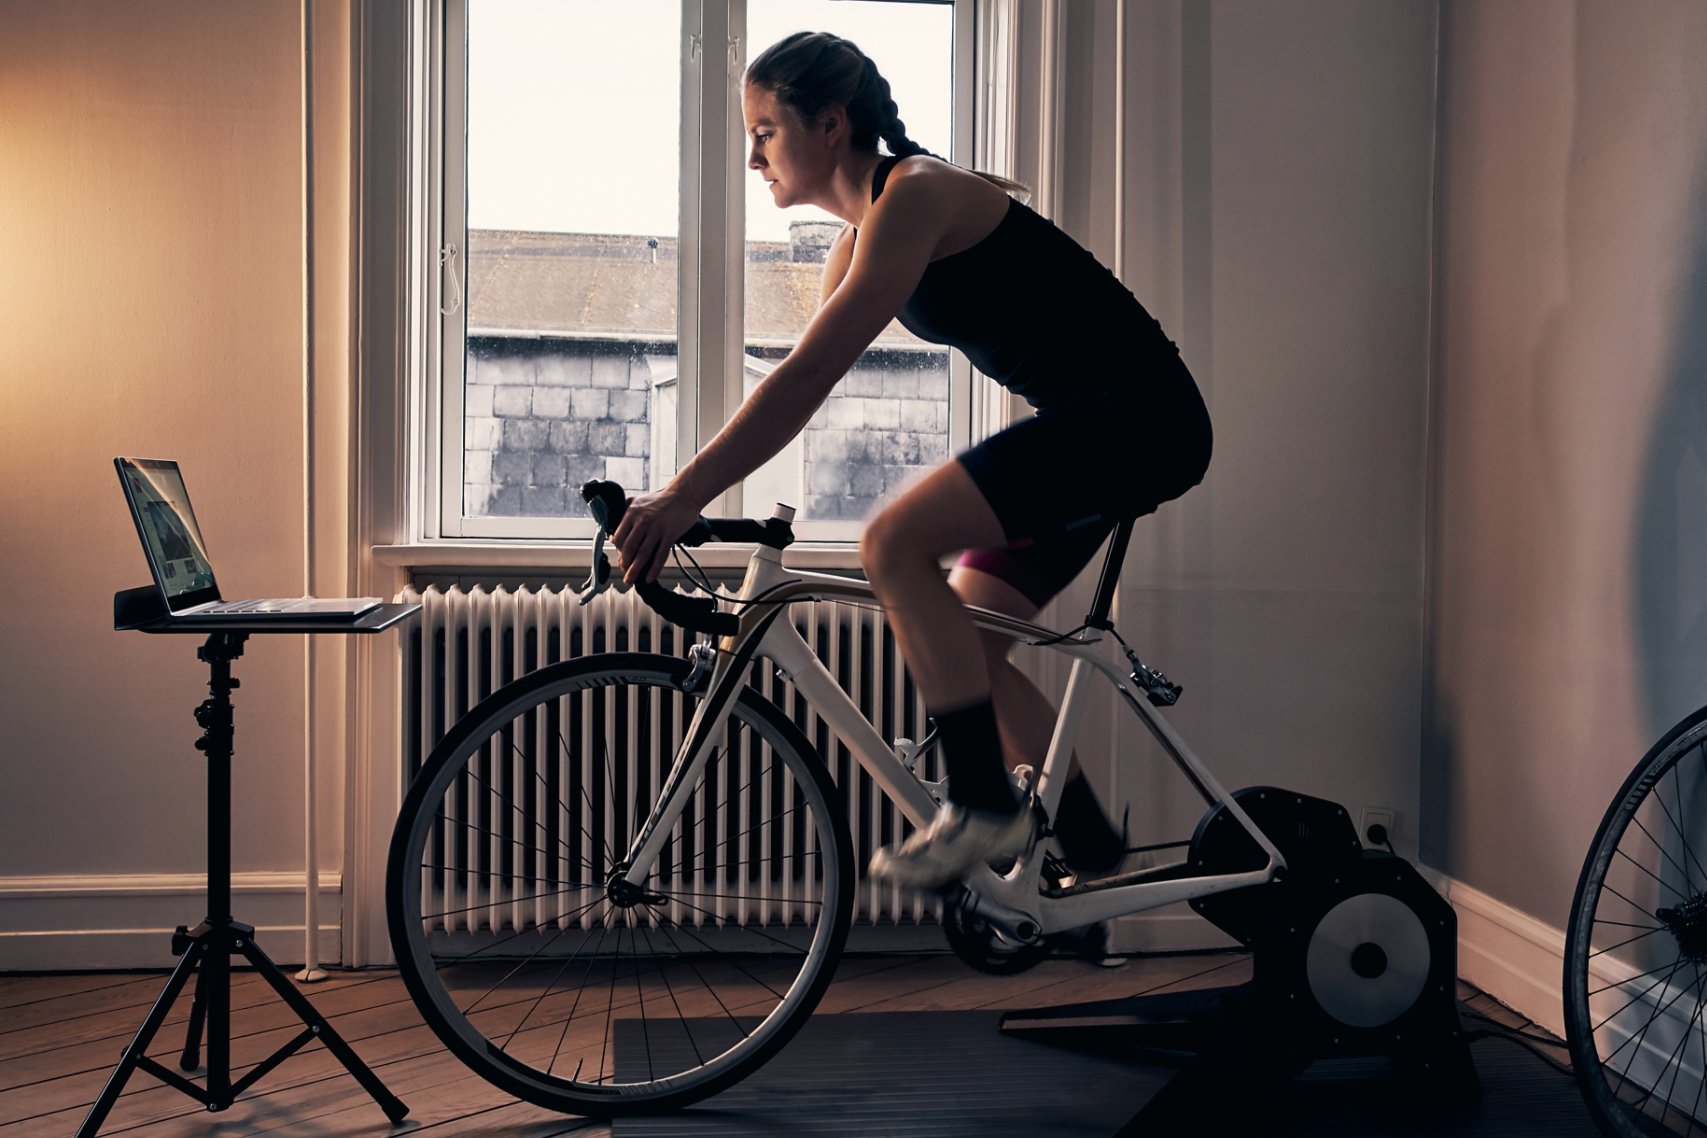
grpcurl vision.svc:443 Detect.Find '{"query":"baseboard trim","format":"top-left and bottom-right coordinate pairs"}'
top-left (0, 872), bottom-right (342, 972)
top-left (1419, 865), bottom-right (1566, 1037)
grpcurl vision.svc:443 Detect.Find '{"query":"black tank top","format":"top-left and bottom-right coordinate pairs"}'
top-left (864, 155), bottom-right (1181, 409)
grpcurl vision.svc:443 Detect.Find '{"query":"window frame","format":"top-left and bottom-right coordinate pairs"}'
top-left (421, 0), bottom-right (993, 547)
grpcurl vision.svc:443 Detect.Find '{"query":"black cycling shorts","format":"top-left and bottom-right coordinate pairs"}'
top-left (954, 356), bottom-right (1212, 610)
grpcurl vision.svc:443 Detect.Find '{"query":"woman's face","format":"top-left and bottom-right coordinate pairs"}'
top-left (743, 84), bottom-right (829, 210)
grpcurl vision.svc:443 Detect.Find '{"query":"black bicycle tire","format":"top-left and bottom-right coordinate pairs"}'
top-left (1565, 702), bottom-right (1707, 1137)
top-left (387, 652), bottom-right (855, 1116)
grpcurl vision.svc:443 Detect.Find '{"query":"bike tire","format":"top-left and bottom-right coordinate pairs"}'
top-left (1565, 703), bottom-right (1707, 1137)
top-left (387, 652), bottom-right (855, 1116)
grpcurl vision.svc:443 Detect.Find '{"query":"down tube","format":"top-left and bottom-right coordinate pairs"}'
top-left (763, 622), bottom-right (942, 830)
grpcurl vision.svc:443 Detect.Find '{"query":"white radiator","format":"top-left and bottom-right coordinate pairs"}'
top-left (400, 583), bottom-right (941, 932)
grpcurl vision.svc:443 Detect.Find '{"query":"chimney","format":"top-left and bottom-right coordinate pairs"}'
top-left (788, 220), bottom-right (842, 263)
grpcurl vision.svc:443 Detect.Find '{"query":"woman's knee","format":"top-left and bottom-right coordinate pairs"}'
top-left (859, 502), bottom-right (937, 586)
top-left (858, 508), bottom-right (903, 584)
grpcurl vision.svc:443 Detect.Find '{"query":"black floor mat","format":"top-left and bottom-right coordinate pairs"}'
top-left (611, 1007), bottom-right (1601, 1137)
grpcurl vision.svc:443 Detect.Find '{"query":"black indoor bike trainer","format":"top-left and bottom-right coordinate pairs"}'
top-left (1002, 786), bottom-right (1479, 1132)
top-left (979, 521), bottom-right (1478, 1129)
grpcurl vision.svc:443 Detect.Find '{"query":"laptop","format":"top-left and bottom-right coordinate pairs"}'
top-left (116, 457), bottom-right (381, 620)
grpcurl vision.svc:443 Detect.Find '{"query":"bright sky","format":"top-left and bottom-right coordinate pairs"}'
top-left (467, 0), bottom-right (954, 242)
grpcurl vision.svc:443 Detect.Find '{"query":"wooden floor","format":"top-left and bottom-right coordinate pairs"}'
top-left (0, 951), bottom-right (1564, 1138)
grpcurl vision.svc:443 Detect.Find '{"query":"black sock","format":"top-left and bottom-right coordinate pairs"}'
top-left (934, 700), bottom-right (1020, 815)
top-left (1055, 774), bottom-right (1125, 871)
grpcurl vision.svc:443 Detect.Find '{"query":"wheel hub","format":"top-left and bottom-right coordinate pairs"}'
top-left (605, 866), bottom-right (665, 910)
top-left (1657, 893), bottom-right (1707, 961)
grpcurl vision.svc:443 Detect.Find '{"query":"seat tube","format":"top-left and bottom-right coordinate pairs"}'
top-left (1034, 655), bottom-right (1096, 818)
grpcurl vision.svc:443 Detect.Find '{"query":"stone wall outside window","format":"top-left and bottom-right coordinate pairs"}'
top-left (465, 335), bottom-right (949, 523)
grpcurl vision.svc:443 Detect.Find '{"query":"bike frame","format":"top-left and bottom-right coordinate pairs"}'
top-left (619, 541), bottom-right (1287, 942)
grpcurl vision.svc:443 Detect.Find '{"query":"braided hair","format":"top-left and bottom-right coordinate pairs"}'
top-left (746, 31), bottom-right (1029, 199)
top-left (745, 32), bottom-right (925, 157)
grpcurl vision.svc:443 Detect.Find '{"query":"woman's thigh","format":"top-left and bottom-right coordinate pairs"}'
top-left (860, 459), bottom-right (1007, 566)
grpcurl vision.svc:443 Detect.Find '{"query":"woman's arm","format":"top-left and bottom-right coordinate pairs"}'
top-left (612, 178), bottom-right (948, 582)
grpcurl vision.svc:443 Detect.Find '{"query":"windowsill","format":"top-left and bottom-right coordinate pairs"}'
top-left (371, 540), bottom-right (867, 574)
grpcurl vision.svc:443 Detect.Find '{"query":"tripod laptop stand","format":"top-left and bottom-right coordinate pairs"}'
top-left (77, 590), bottom-right (419, 1137)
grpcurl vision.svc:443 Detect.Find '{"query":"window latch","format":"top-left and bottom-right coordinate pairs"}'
top-left (439, 245), bottom-right (462, 317)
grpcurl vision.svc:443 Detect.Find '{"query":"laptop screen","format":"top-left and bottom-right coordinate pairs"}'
top-left (115, 458), bottom-right (220, 613)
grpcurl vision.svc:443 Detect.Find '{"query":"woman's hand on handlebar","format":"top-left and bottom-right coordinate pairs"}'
top-left (611, 486), bottom-right (704, 585)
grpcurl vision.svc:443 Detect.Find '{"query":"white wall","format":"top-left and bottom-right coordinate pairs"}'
top-left (0, 0), bottom-right (357, 968)
top-left (1425, 0), bottom-right (1707, 1026)
top-left (0, 0), bottom-right (1441, 967)
top-left (1016, 0), bottom-right (1438, 949)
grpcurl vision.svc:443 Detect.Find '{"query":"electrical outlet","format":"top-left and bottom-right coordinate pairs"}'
top-left (1359, 807), bottom-right (1396, 848)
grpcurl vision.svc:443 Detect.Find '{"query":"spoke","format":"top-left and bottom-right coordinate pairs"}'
top-left (1665, 758), bottom-right (1707, 890)
top-left (494, 923), bottom-right (582, 1045)
top-left (1590, 955), bottom-right (1700, 1003)
top-left (651, 886), bottom-right (823, 907)
top-left (520, 918), bottom-right (617, 1077)
top-left (640, 904), bottom-right (791, 1003)
top-left (506, 944), bottom-right (778, 1082)
top-left (431, 813), bottom-right (602, 875)
top-left (598, 917), bottom-right (622, 1088)
top-left (632, 919), bottom-right (654, 1084)
top-left (1591, 924), bottom-right (1675, 962)
top-left (1662, 968), bottom-right (1707, 1131)
top-left (639, 923), bottom-right (705, 1070)
top-left (431, 894), bottom-right (607, 968)
top-left (421, 882), bottom-right (603, 925)
top-left (1597, 915), bottom-right (1673, 933)
top-left (656, 843), bottom-right (824, 873)
top-left (558, 728), bottom-right (618, 866)
top-left (1606, 881), bottom-right (1683, 929)
top-left (1595, 955), bottom-right (1690, 1035)
top-left (1605, 958), bottom-right (1693, 1095)
top-left (1634, 966), bottom-right (1707, 1123)
top-left (548, 905), bottom-right (620, 1076)
top-left (703, 803), bottom-right (810, 860)
top-left (642, 905), bottom-right (751, 1045)
top-left (1624, 821), bottom-right (1699, 905)
top-left (599, 733), bottom-right (632, 863)
top-left (1690, 959), bottom-right (1707, 1132)
top-left (418, 862), bottom-right (603, 889)
top-left (664, 895), bottom-right (813, 959)
top-left (463, 758), bottom-right (585, 868)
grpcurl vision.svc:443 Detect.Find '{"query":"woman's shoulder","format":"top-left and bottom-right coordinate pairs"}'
top-left (880, 153), bottom-right (1008, 214)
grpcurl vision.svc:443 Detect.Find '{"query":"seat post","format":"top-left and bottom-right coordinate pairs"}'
top-left (1084, 519), bottom-right (1135, 629)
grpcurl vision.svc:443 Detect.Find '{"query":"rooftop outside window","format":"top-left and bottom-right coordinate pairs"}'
top-left (436, 0), bottom-right (973, 542)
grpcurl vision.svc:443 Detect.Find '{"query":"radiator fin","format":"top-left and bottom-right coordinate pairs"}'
top-left (402, 584), bottom-right (940, 931)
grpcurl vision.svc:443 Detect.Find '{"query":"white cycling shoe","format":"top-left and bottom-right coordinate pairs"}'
top-left (868, 802), bottom-right (1034, 889)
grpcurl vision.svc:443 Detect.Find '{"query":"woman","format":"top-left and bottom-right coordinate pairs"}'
top-left (614, 31), bottom-right (1211, 890)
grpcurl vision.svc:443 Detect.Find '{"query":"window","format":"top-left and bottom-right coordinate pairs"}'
top-left (431, 0), bottom-right (983, 542)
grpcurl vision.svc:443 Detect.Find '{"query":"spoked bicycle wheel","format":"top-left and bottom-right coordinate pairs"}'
top-left (387, 652), bottom-right (854, 1116)
top-left (1567, 705), bottom-right (1707, 1137)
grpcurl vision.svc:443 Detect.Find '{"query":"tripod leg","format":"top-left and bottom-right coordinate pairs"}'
top-left (75, 940), bottom-right (207, 1138)
top-left (179, 959), bottom-right (209, 1072)
top-left (236, 939), bottom-right (409, 1123)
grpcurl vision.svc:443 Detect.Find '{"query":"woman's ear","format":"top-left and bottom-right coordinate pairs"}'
top-left (816, 102), bottom-right (849, 149)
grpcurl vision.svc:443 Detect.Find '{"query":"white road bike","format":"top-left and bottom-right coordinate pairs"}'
top-left (386, 480), bottom-right (1289, 1116)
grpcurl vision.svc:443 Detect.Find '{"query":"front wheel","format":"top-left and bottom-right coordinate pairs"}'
top-left (1565, 705), bottom-right (1707, 1137)
top-left (387, 652), bottom-right (854, 1116)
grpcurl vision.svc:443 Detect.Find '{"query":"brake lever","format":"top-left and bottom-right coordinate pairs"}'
top-left (577, 527), bottom-right (627, 605)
